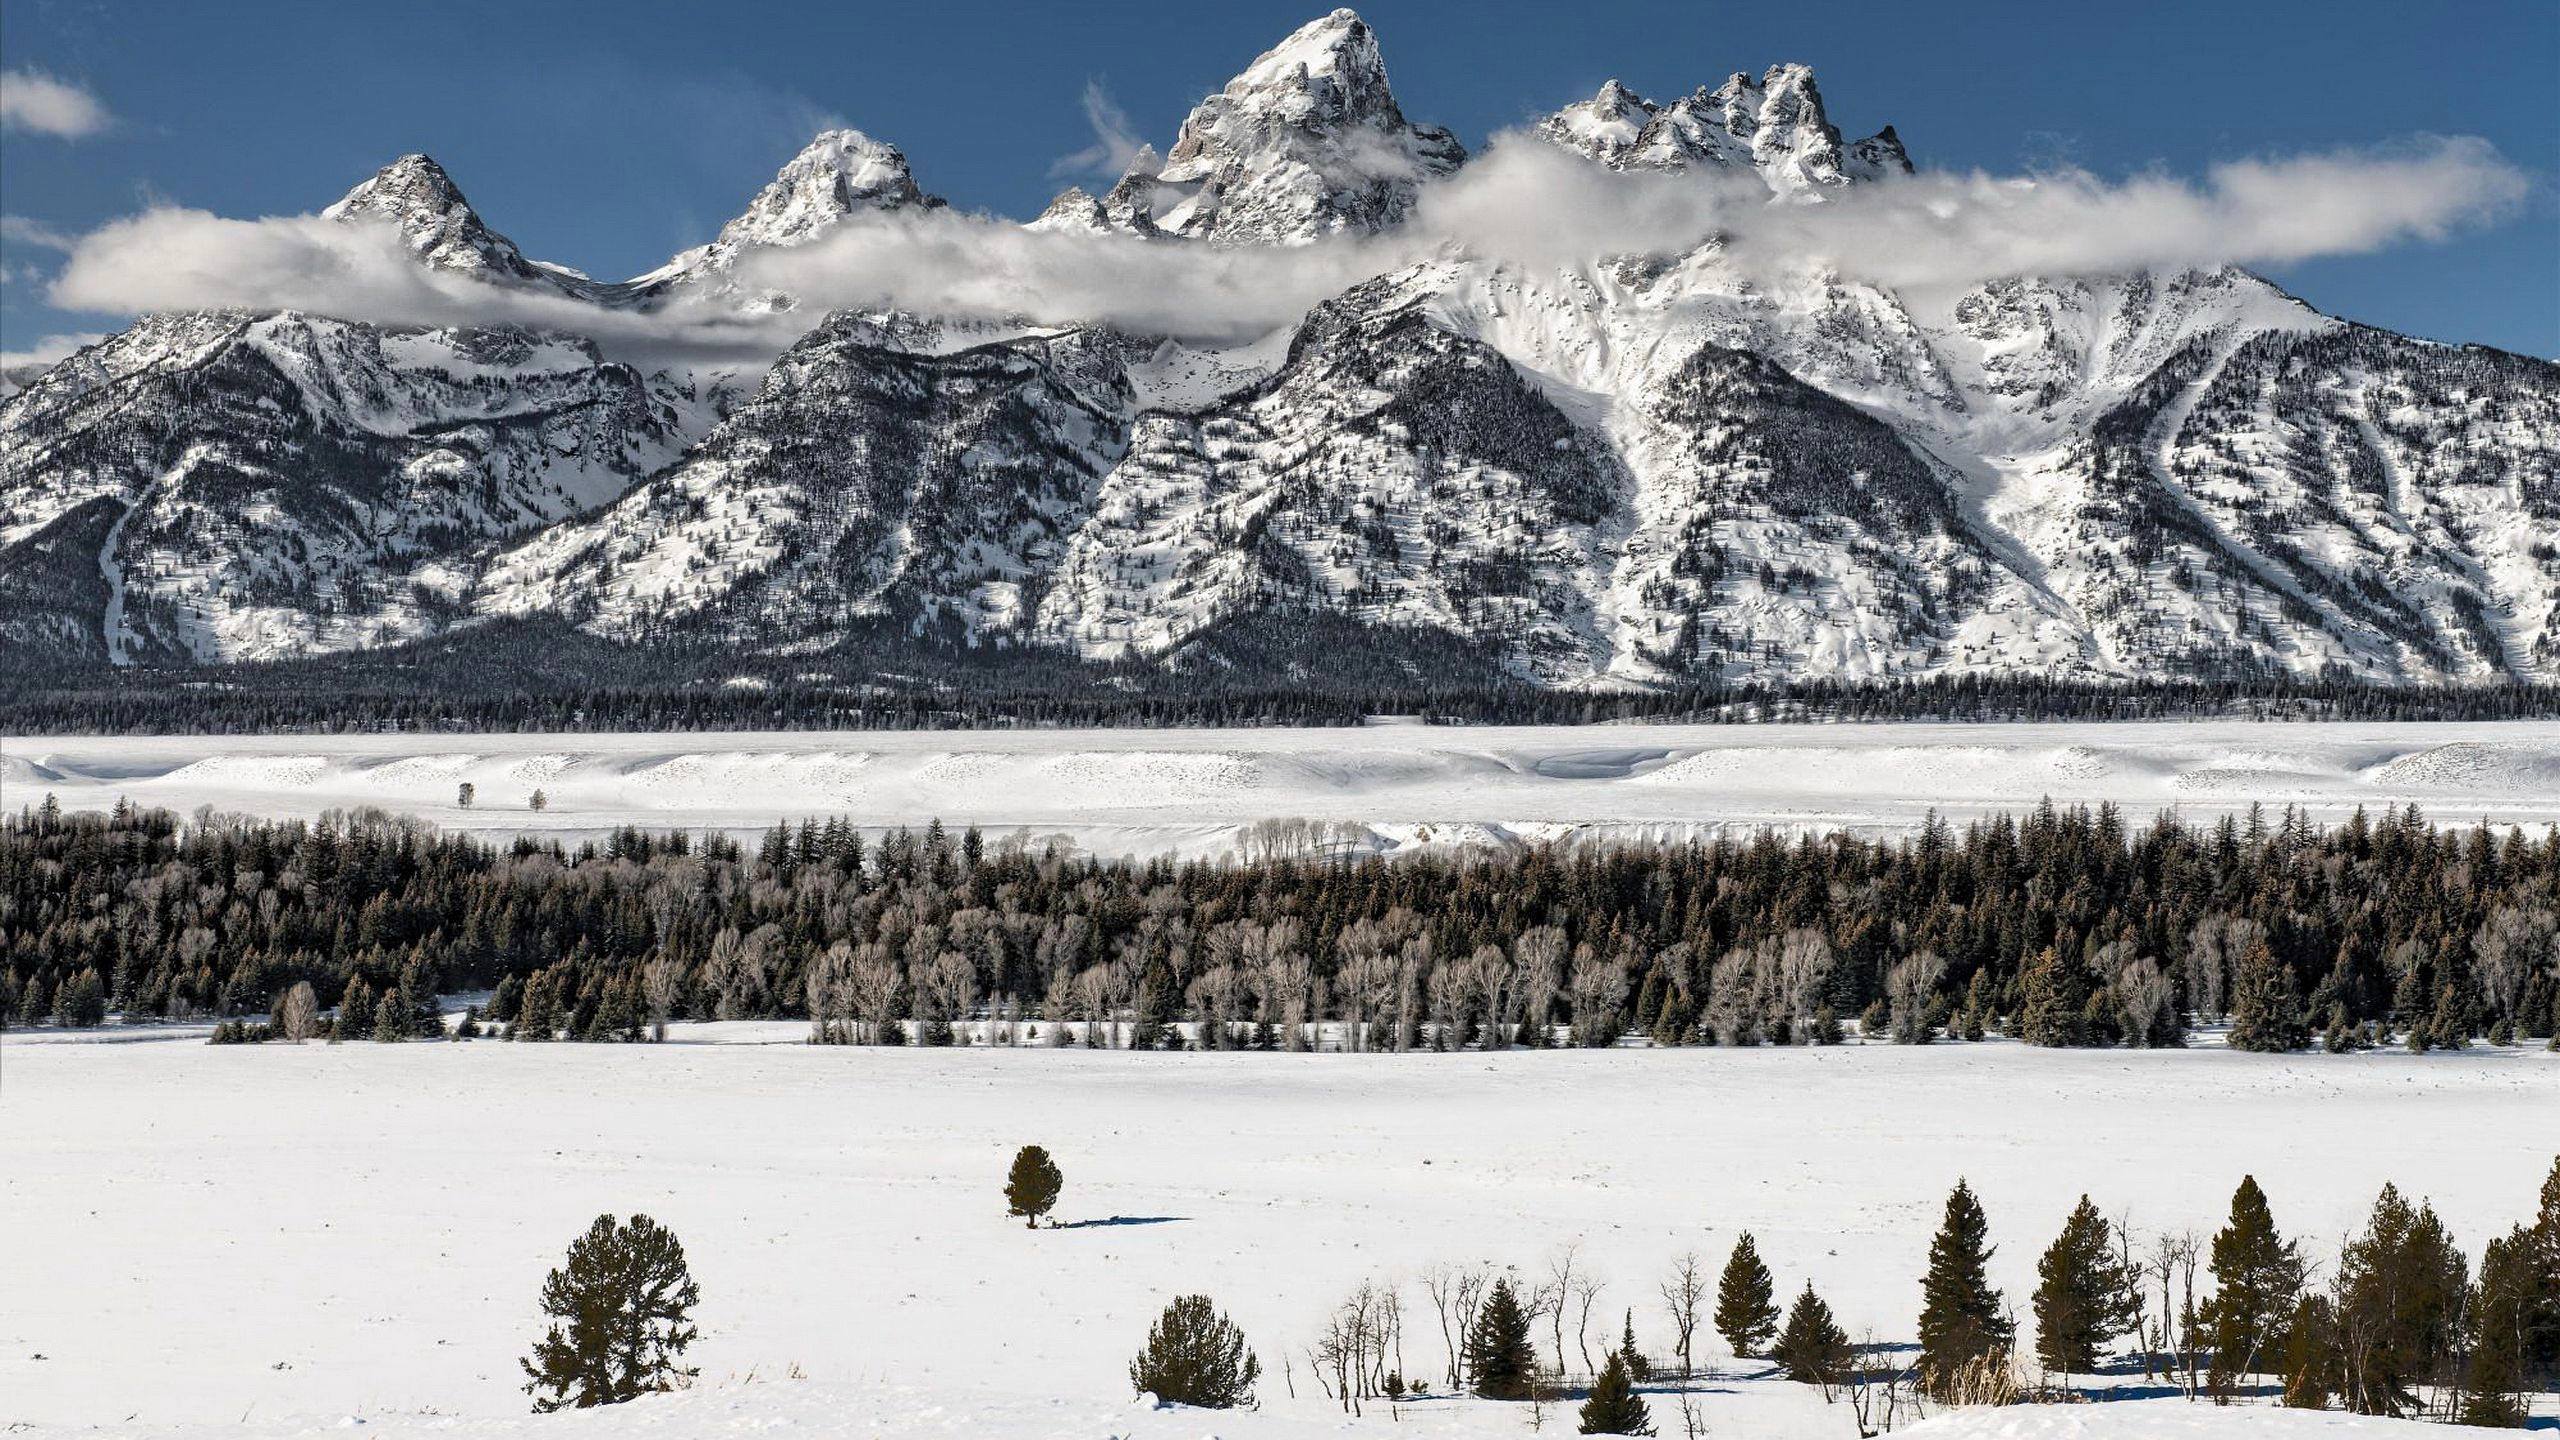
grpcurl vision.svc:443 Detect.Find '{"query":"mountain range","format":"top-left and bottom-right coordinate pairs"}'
top-left (4, 8), bottom-right (2554, 699)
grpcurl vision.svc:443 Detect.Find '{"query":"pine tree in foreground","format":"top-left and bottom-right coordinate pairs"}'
top-left (1004, 1144), bottom-right (1064, 1228)
top-left (1128, 1294), bottom-right (1259, 1409)
top-left (1577, 1352), bottom-right (1654, 1435)
top-left (1918, 1179), bottom-right (2013, 1400)
top-left (2031, 1195), bottom-right (2136, 1375)
top-left (1464, 1278), bottom-right (1539, 1400)
top-left (2459, 1225), bottom-right (2535, 1427)
top-left (1714, 1232), bottom-right (1781, 1358)
top-left (520, 1214), bottom-right (700, 1412)
top-left (1772, 1282), bottom-right (1852, 1388)
top-left (2328, 1182), bottom-right (2468, 1417)
top-left (2201, 1174), bottom-right (2306, 1394)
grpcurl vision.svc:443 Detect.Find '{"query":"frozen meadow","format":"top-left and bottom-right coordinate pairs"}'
top-left (6, 719), bottom-right (2560, 857)
top-left (2, 1026), bottom-right (2551, 1436)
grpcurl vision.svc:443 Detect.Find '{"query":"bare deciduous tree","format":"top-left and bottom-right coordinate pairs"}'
top-left (1660, 1250), bottom-right (1707, 1379)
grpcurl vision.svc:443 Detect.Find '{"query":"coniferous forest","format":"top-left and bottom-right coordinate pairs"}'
top-left (5, 794), bottom-right (2555, 1054)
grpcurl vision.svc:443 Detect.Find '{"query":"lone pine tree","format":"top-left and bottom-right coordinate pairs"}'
top-left (1465, 1278), bottom-right (1539, 1400)
top-left (1005, 1144), bottom-right (1064, 1228)
top-left (1918, 1179), bottom-right (2013, 1399)
top-left (520, 1214), bottom-right (700, 1412)
top-left (1577, 1352), bottom-right (1654, 1435)
top-left (1128, 1294), bottom-right (1260, 1409)
top-left (2201, 1175), bottom-right (2306, 1393)
top-left (1773, 1282), bottom-right (1852, 1387)
top-left (1714, 1232), bottom-right (1781, 1358)
top-left (2031, 1195), bottom-right (2136, 1374)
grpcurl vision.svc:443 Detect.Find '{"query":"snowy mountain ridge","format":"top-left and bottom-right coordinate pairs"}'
top-left (3, 9), bottom-right (2553, 692)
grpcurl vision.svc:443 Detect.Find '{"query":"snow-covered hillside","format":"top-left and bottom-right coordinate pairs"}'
top-left (9, 719), bottom-right (2560, 855)
top-left (3, 1032), bottom-right (2549, 1433)
top-left (2, 8), bottom-right (2553, 688)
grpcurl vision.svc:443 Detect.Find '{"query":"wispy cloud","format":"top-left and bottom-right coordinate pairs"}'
top-left (1047, 80), bottom-right (1147, 180)
top-left (0, 69), bottom-right (112, 139)
top-left (2, 216), bottom-right (81, 252)
top-left (38, 132), bottom-right (2534, 360)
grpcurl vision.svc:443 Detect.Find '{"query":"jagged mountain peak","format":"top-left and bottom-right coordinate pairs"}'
top-left (716, 127), bottom-right (939, 251)
top-left (323, 153), bottom-right (548, 283)
top-left (1142, 7), bottom-right (1463, 243)
top-left (1539, 61), bottom-right (1904, 193)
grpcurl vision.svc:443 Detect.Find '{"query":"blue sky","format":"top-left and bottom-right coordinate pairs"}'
top-left (3, 0), bottom-right (2554, 357)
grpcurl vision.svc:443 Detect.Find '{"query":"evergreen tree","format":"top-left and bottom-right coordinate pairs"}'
top-left (1617, 1308), bottom-right (1651, 1382)
top-left (2279, 1294), bottom-right (2340, 1410)
top-left (2200, 1175), bottom-right (2306, 1393)
top-left (56, 967), bottom-right (106, 1027)
top-left (1918, 1179), bottom-right (2013, 1399)
top-left (1128, 1294), bottom-right (1260, 1408)
top-left (2019, 945), bottom-right (2083, 1047)
top-left (2228, 940), bottom-right (2308, 1052)
top-left (1465, 1278), bottom-right (1539, 1400)
top-left (2330, 1182), bottom-right (2468, 1416)
top-left (1772, 1282), bottom-right (1852, 1387)
top-left (1576, 1352), bottom-right (1653, 1435)
top-left (2031, 1195), bottom-right (2135, 1374)
top-left (2460, 1226), bottom-right (2535, 1427)
top-left (1004, 1144), bottom-right (1064, 1228)
top-left (520, 1214), bottom-right (700, 1412)
top-left (372, 989), bottom-right (409, 1042)
top-left (1714, 1232), bottom-right (1781, 1358)
top-left (2527, 1156), bottom-right (2560, 1377)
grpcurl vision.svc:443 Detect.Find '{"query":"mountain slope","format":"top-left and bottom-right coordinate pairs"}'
top-left (1, 9), bottom-right (2552, 695)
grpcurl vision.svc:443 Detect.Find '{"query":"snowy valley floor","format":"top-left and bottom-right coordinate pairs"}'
top-left (6, 719), bottom-right (2560, 857)
top-left (2, 1028), bottom-right (2551, 1435)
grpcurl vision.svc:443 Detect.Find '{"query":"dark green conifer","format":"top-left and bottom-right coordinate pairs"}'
top-left (1918, 1179), bottom-right (2013, 1399)
top-left (2201, 1175), bottom-right (2305, 1394)
top-left (1128, 1294), bottom-right (1259, 1408)
top-left (1577, 1352), bottom-right (1653, 1435)
top-left (2031, 1195), bottom-right (2135, 1374)
top-left (1714, 1232), bottom-right (1781, 1358)
top-left (1772, 1282), bottom-right (1851, 1387)
top-left (2228, 940), bottom-right (2308, 1052)
top-left (1004, 1144), bottom-right (1064, 1228)
top-left (520, 1214), bottom-right (699, 1412)
top-left (1465, 1278), bottom-right (1539, 1400)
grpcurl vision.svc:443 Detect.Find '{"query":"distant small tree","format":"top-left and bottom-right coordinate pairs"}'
top-left (1128, 1294), bottom-right (1260, 1408)
top-left (1005, 1144), bottom-right (1063, 1228)
top-left (1577, 1352), bottom-right (1654, 1435)
top-left (530, 788), bottom-right (549, 812)
top-left (1464, 1278), bottom-right (1539, 1399)
top-left (1616, 1307), bottom-right (1651, 1381)
top-left (1715, 1232), bottom-right (1781, 1358)
top-left (1773, 1282), bottom-right (1852, 1388)
top-left (457, 782), bottom-right (476, 809)
top-left (521, 1214), bottom-right (700, 1412)
top-left (2227, 940), bottom-right (2308, 1053)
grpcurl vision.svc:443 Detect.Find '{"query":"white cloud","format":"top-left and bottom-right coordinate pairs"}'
top-left (38, 132), bottom-right (2533, 360)
top-left (0, 69), bottom-right (112, 139)
top-left (1048, 81), bottom-right (1147, 181)
top-left (0, 331), bottom-right (106, 371)
top-left (2, 215), bottom-right (80, 252)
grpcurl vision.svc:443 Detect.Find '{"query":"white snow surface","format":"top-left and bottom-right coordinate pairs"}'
top-left (5, 720), bottom-right (2556, 856)
top-left (2, 1033), bottom-right (2550, 1434)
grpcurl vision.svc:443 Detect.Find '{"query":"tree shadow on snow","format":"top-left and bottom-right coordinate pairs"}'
top-left (1052, 1215), bottom-right (1187, 1229)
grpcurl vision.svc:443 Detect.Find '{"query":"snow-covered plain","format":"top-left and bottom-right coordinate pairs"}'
top-left (3, 1029), bottom-right (2551, 1435)
top-left (7, 720), bottom-right (2559, 856)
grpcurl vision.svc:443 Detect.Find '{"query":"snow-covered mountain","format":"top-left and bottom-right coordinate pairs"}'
top-left (3, 9), bottom-right (2553, 690)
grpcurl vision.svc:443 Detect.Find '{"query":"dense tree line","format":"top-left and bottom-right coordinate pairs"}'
top-left (4, 613), bottom-right (2554, 737)
top-left (5, 794), bottom-right (2555, 1056)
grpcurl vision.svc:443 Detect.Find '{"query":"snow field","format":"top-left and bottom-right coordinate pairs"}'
top-left (2, 1031), bottom-right (2551, 1434)
top-left (6, 720), bottom-right (2558, 858)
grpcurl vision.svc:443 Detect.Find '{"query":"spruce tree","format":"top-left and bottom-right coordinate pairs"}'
top-left (1128, 1294), bottom-right (1260, 1408)
top-left (2200, 1174), bottom-right (2305, 1393)
top-left (1772, 1282), bottom-right (1851, 1387)
top-left (2227, 940), bottom-right (2308, 1052)
top-left (1576, 1352), bottom-right (1653, 1435)
top-left (1465, 1278), bottom-right (1539, 1399)
top-left (2279, 1294), bottom-right (2340, 1410)
top-left (1616, 1308), bottom-right (1650, 1381)
top-left (1918, 1179), bottom-right (2012, 1399)
top-left (2030, 1195), bottom-right (2135, 1374)
top-left (520, 1214), bottom-right (700, 1412)
top-left (2331, 1182), bottom-right (2469, 1416)
top-left (1714, 1232), bottom-right (1781, 1358)
top-left (2527, 1155), bottom-right (2560, 1375)
top-left (1004, 1144), bottom-right (1064, 1228)
top-left (2459, 1226), bottom-right (2534, 1427)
